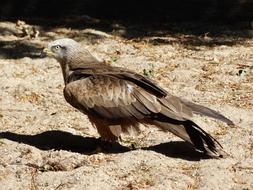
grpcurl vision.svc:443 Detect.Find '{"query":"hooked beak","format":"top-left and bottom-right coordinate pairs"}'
top-left (42, 48), bottom-right (55, 57)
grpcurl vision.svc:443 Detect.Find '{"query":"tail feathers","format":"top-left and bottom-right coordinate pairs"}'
top-left (152, 119), bottom-right (227, 158)
top-left (180, 99), bottom-right (234, 125)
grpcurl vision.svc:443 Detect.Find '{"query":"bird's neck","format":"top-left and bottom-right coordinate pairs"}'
top-left (59, 50), bottom-right (102, 84)
top-left (59, 61), bottom-right (71, 85)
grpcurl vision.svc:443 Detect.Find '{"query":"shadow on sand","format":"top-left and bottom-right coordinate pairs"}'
top-left (0, 130), bottom-right (209, 161)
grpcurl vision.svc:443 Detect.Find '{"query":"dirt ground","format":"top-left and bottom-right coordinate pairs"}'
top-left (0, 20), bottom-right (253, 190)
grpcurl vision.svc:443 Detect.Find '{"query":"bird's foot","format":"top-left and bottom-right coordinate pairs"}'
top-left (118, 136), bottom-right (139, 150)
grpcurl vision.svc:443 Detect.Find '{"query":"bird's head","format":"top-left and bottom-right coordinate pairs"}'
top-left (43, 38), bottom-right (79, 61)
top-left (43, 38), bottom-right (99, 71)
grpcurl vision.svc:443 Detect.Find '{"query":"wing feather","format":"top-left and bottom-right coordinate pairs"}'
top-left (64, 75), bottom-right (155, 121)
top-left (64, 74), bottom-right (190, 122)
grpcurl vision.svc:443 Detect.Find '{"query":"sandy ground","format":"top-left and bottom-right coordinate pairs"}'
top-left (0, 21), bottom-right (253, 190)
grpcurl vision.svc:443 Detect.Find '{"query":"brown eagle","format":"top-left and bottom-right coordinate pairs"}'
top-left (43, 38), bottom-right (233, 158)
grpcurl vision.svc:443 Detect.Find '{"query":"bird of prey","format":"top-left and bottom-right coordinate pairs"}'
top-left (43, 38), bottom-right (233, 158)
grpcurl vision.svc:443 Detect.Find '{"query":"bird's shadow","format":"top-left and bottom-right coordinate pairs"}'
top-left (0, 130), bottom-right (208, 161)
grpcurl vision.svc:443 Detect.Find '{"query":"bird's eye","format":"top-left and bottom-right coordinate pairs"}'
top-left (54, 45), bottom-right (60, 50)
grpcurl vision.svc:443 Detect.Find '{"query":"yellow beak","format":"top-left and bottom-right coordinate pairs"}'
top-left (43, 48), bottom-right (55, 56)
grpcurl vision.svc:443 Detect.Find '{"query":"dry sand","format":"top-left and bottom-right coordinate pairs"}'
top-left (0, 21), bottom-right (253, 190)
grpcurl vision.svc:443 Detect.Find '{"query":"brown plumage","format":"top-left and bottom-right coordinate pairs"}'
top-left (44, 38), bottom-right (234, 158)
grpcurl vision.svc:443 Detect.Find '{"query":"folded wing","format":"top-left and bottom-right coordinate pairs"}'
top-left (63, 73), bottom-right (227, 157)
